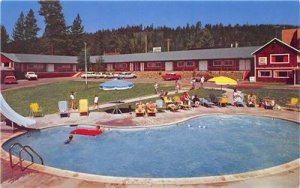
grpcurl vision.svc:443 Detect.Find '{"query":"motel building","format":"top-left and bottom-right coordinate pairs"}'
top-left (1, 29), bottom-right (300, 84)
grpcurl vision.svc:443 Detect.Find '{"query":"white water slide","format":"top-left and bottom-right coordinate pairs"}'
top-left (0, 93), bottom-right (36, 127)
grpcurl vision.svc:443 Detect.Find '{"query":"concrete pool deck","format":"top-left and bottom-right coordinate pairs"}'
top-left (1, 92), bottom-right (300, 187)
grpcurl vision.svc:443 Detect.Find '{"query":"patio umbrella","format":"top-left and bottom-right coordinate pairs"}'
top-left (207, 76), bottom-right (237, 90)
top-left (99, 79), bottom-right (134, 90)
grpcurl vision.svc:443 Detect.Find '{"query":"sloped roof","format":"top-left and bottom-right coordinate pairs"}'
top-left (91, 46), bottom-right (259, 63)
top-left (1, 52), bottom-right (77, 64)
top-left (251, 38), bottom-right (300, 55)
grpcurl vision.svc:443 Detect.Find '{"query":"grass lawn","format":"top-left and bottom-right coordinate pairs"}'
top-left (2, 81), bottom-right (175, 116)
top-left (238, 88), bottom-right (300, 107)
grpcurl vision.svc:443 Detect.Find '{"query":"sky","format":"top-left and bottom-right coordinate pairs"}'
top-left (1, 0), bottom-right (299, 37)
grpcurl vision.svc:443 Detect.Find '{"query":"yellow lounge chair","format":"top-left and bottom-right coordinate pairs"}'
top-left (135, 102), bottom-right (145, 117)
top-left (218, 96), bottom-right (228, 107)
top-left (146, 102), bottom-right (157, 116)
top-left (79, 99), bottom-right (89, 116)
top-left (29, 103), bottom-right (44, 117)
top-left (287, 97), bottom-right (299, 111)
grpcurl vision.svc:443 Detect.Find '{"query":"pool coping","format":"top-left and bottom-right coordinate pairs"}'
top-left (1, 112), bottom-right (299, 186)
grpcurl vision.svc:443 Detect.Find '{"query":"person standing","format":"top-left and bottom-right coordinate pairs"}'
top-left (70, 91), bottom-right (77, 110)
top-left (200, 76), bottom-right (205, 87)
top-left (154, 82), bottom-right (159, 94)
top-left (175, 80), bottom-right (180, 93)
top-left (94, 94), bottom-right (99, 110)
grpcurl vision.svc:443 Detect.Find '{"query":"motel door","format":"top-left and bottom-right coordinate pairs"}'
top-left (165, 62), bottom-right (173, 71)
top-left (47, 64), bottom-right (54, 72)
top-left (140, 63), bottom-right (144, 71)
top-left (129, 63), bottom-right (134, 71)
top-left (199, 61), bottom-right (208, 71)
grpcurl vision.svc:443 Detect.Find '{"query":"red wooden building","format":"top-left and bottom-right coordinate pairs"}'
top-left (252, 38), bottom-right (300, 83)
top-left (1, 53), bottom-right (77, 80)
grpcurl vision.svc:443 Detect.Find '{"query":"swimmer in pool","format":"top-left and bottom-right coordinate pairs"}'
top-left (64, 135), bottom-right (74, 144)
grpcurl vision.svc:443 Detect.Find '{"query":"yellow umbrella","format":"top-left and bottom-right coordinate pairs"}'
top-left (208, 76), bottom-right (237, 90)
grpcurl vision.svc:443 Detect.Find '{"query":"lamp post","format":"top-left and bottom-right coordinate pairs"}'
top-left (84, 42), bottom-right (88, 89)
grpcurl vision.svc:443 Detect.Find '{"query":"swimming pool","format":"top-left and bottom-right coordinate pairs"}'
top-left (3, 115), bottom-right (299, 178)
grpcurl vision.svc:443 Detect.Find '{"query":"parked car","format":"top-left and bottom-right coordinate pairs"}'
top-left (103, 72), bottom-right (118, 79)
top-left (94, 72), bottom-right (105, 79)
top-left (25, 72), bottom-right (38, 80)
top-left (80, 72), bottom-right (96, 79)
top-left (118, 72), bottom-right (137, 79)
top-left (4, 76), bottom-right (18, 84)
top-left (193, 74), bottom-right (213, 82)
top-left (161, 73), bottom-right (181, 81)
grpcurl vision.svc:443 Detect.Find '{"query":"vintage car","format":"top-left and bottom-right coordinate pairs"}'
top-left (161, 73), bottom-right (181, 81)
top-left (94, 72), bottom-right (105, 79)
top-left (25, 72), bottom-right (38, 80)
top-left (4, 76), bottom-right (18, 84)
top-left (117, 72), bottom-right (137, 79)
top-left (103, 72), bottom-right (118, 79)
top-left (80, 72), bottom-right (96, 79)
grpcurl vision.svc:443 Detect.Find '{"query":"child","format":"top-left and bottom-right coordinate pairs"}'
top-left (94, 94), bottom-right (99, 110)
top-left (70, 91), bottom-right (77, 110)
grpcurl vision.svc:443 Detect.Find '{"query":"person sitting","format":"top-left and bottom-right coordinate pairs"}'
top-left (192, 95), bottom-right (200, 107)
top-left (247, 92), bottom-right (257, 107)
top-left (233, 88), bottom-right (243, 106)
top-left (181, 92), bottom-right (191, 105)
top-left (64, 135), bottom-right (74, 144)
top-left (263, 97), bottom-right (275, 110)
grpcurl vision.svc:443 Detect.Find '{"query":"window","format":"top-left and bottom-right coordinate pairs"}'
top-left (223, 60), bottom-right (233, 66)
top-left (270, 54), bottom-right (289, 64)
top-left (258, 57), bottom-right (267, 65)
top-left (274, 70), bottom-right (292, 78)
top-left (115, 63), bottom-right (127, 69)
top-left (186, 61), bottom-right (195, 67)
top-left (147, 62), bottom-right (161, 68)
top-left (27, 64), bottom-right (45, 72)
top-left (55, 64), bottom-right (72, 72)
top-left (177, 62), bottom-right (184, 67)
top-left (213, 60), bottom-right (222, 66)
top-left (177, 61), bottom-right (195, 67)
top-left (258, 70), bottom-right (272, 77)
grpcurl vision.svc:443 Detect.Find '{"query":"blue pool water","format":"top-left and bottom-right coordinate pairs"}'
top-left (3, 115), bottom-right (299, 178)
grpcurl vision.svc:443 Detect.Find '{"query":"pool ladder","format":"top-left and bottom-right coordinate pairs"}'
top-left (9, 143), bottom-right (44, 171)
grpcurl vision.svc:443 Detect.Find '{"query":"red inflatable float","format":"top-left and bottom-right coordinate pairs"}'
top-left (70, 129), bottom-right (102, 136)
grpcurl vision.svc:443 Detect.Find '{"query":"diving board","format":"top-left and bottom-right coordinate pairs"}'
top-left (0, 93), bottom-right (36, 127)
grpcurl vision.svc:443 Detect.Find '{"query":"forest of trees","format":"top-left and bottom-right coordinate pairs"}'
top-left (1, 0), bottom-right (297, 57)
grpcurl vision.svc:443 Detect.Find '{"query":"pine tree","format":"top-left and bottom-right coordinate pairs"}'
top-left (25, 9), bottom-right (40, 41)
top-left (12, 12), bottom-right (25, 41)
top-left (39, 0), bottom-right (67, 55)
top-left (69, 14), bottom-right (84, 55)
top-left (1, 25), bottom-right (10, 51)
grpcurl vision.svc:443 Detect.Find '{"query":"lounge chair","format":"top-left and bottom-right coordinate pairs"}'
top-left (155, 99), bottom-right (165, 112)
top-left (146, 102), bottom-right (157, 116)
top-left (58, 101), bottom-right (70, 117)
top-left (29, 103), bottom-right (44, 117)
top-left (162, 96), bottom-right (173, 105)
top-left (173, 96), bottom-right (190, 109)
top-left (79, 99), bottom-right (89, 116)
top-left (218, 96), bottom-right (228, 107)
top-left (200, 98), bottom-right (214, 107)
top-left (167, 103), bottom-right (179, 112)
top-left (135, 102), bottom-right (145, 117)
top-left (287, 97), bottom-right (299, 111)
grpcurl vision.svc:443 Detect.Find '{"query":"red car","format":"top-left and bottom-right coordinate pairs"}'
top-left (3, 76), bottom-right (18, 84)
top-left (161, 73), bottom-right (182, 81)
